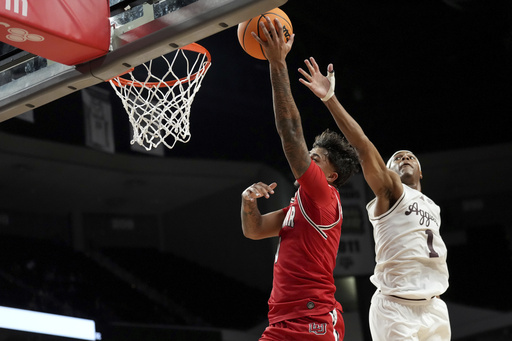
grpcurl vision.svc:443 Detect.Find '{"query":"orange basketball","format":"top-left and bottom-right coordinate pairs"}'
top-left (237, 7), bottom-right (293, 60)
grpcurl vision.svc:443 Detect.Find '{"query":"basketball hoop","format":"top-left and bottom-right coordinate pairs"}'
top-left (108, 43), bottom-right (211, 150)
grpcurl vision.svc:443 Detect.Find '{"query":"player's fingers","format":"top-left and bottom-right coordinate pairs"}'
top-left (253, 182), bottom-right (274, 197)
top-left (273, 17), bottom-right (284, 39)
top-left (256, 26), bottom-right (269, 41)
top-left (257, 182), bottom-right (277, 196)
top-left (258, 19), bottom-right (272, 40)
top-left (274, 18), bottom-right (292, 47)
top-left (258, 182), bottom-right (277, 194)
top-left (263, 16), bottom-right (276, 35)
top-left (243, 182), bottom-right (275, 200)
top-left (298, 67), bottom-right (312, 81)
top-left (286, 33), bottom-right (295, 47)
top-left (309, 57), bottom-right (321, 72)
top-left (251, 31), bottom-right (265, 45)
top-left (298, 78), bottom-right (312, 89)
top-left (265, 17), bottom-right (283, 37)
top-left (298, 78), bottom-right (314, 91)
top-left (242, 187), bottom-right (256, 201)
top-left (303, 58), bottom-right (312, 69)
top-left (242, 186), bottom-right (264, 202)
top-left (304, 58), bottom-right (318, 76)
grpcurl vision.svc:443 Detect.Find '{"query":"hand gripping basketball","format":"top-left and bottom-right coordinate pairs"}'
top-left (237, 7), bottom-right (293, 60)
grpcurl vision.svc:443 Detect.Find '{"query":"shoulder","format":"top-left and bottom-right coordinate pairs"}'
top-left (369, 170), bottom-right (404, 217)
top-left (298, 162), bottom-right (330, 194)
top-left (367, 183), bottom-right (406, 220)
top-left (297, 161), bottom-right (321, 183)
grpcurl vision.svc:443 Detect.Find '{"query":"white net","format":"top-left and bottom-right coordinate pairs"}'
top-left (109, 44), bottom-right (211, 150)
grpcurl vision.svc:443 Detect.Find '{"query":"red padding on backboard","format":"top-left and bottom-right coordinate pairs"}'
top-left (0, 0), bottom-right (110, 65)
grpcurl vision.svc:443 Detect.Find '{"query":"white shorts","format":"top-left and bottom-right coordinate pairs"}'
top-left (369, 290), bottom-right (451, 341)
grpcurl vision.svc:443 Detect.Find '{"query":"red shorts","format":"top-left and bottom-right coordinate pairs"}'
top-left (260, 309), bottom-right (344, 341)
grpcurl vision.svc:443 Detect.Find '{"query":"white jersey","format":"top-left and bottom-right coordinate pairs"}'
top-left (366, 184), bottom-right (449, 300)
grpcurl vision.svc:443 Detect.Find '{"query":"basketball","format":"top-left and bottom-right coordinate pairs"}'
top-left (237, 7), bottom-right (293, 60)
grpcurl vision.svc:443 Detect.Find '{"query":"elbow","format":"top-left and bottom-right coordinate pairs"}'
top-left (275, 116), bottom-right (302, 137)
top-left (241, 227), bottom-right (252, 239)
top-left (242, 227), bottom-right (261, 240)
top-left (276, 124), bottom-right (302, 141)
top-left (241, 209), bottom-right (264, 240)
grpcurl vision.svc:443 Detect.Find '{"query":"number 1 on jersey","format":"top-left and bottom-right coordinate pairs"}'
top-left (425, 229), bottom-right (439, 258)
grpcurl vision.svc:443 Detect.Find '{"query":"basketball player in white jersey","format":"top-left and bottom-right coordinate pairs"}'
top-left (298, 58), bottom-right (451, 340)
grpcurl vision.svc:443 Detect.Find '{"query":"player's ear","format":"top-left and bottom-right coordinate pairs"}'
top-left (327, 172), bottom-right (338, 184)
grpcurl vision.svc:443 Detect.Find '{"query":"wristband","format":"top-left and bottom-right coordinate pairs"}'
top-left (321, 71), bottom-right (335, 102)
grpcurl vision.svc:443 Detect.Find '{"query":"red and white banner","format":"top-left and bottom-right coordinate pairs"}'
top-left (0, 0), bottom-right (110, 65)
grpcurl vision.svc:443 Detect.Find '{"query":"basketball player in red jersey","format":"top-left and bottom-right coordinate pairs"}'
top-left (241, 17), bottom-right (359, 340)
top-left (298, 58), bottom-right (451, 340)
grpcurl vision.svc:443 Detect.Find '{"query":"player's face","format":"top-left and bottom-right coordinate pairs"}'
top-left (310, 147), bottom-right (337, 184)
top-left (389, 151), bottom-right (422, 179)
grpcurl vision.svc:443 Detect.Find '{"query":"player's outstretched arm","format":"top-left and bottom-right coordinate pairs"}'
top-left (252, 17), bottom-right (311, 180)
top-left (241, 182), bottom-right (284, 240)
top-left (299, 58), bottom-right (401, 202)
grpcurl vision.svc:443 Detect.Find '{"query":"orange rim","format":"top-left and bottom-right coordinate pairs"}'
top-left (108, 43), bottom-right (211, 88)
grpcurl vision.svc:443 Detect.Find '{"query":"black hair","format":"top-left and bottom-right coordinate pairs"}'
top-left (312, 129), bottom-right (360, 189)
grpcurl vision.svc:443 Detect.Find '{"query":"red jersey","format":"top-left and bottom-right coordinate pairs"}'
top-left (267, 161), bottom-right (343, 324)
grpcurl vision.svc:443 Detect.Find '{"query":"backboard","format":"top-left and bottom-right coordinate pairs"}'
top-left (0, 0), bottom-right (288, 123)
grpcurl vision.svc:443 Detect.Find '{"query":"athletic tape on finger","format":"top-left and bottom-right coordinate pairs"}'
top-left (321, 71), bottom-right (335, 102)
